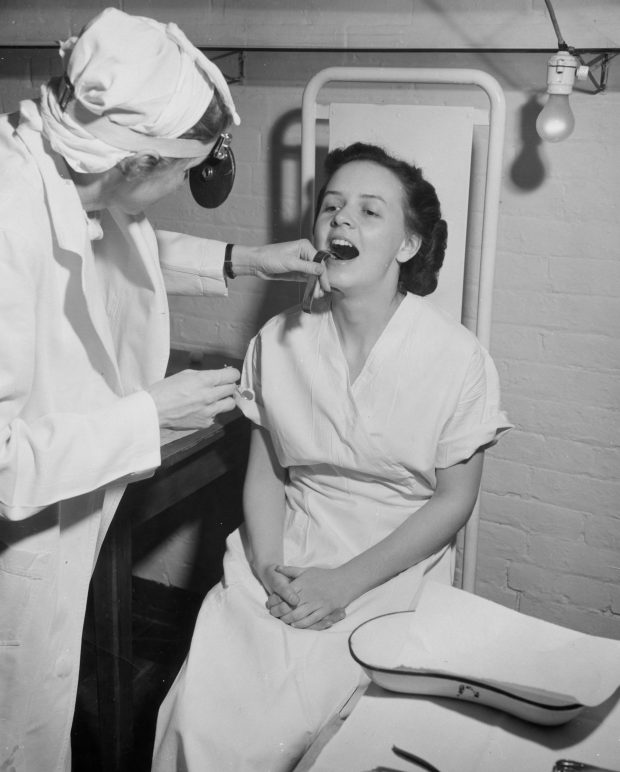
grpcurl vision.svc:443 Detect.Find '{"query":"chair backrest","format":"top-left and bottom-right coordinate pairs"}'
top-left (301, 67), bottom-right (506, 592)
top-left (328, 102), bottom-right (473, 321)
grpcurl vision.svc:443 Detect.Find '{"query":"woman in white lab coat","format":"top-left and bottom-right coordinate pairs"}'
top-left (152, 143), bottom-right (512, 771)
top-left (0, 9), bottom-right (324, 772)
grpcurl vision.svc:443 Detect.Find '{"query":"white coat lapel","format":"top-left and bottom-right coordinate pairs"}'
top-left (16, 112), bottom-right (123, 392)
top-left (104, 208), bottom-right (170, 389)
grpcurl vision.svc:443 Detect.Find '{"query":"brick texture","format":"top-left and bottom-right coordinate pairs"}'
top-left (1, 30), bottom-right (618, 638)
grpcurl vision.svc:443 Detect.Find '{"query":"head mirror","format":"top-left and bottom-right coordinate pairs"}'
top-left (189, 133), bottom-right (235, 208)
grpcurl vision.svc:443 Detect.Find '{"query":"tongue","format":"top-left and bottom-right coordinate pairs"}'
top-left (331, 243), bottom-right (359, 260)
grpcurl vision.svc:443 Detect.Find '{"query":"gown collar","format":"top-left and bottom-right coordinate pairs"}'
top-left (326, 293), bottom-right (420, 387)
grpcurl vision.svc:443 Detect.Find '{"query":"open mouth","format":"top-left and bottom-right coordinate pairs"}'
top-left (329, 239), bottom-right (359, 260)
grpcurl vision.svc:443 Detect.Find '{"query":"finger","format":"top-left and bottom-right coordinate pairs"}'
top-left (268, 601), bottom-right (294, 619)
top-left (287, 263), bottom-right (323, 279)
top-left (290, 608), bottom-right (332, 629)
top-left (274, 585), bottom-right (299, 607)
top-left (297, 239), bottom-right (319, 263)
top-left (266, 592), bottom-right (300, 617)
top-left (307, 260), bottom-right (325, 276)
top-left (196, 366), bottom-right (241, 385)
top-left (265, 596), bottom-right (295, 616)
top-left (307, 618), bottom-right (335, 631)
top-left (266, 586), bottom-right (298, 610)
top-left (297, 244), bottom-right (326, 276)
top-left (318, 267), bottom-right (331, 293)
top-left (205, 383), bottom-right (239, 401)
top-left (198, 383), bottom-right (239, 421)
top-left (294, 607), bottom-right (346, 630)
top-left (278, 602), bottom-right (316, 625)
top-left (270, 573), bottom-right (300, 606)
top-left (206, 395), bottom-right (237, 417)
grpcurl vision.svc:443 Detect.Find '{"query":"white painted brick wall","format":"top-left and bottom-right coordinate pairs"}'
top-left (4, 1), bottom-right (620, 50)
top-left (1, 23), bottom-right (618, 638)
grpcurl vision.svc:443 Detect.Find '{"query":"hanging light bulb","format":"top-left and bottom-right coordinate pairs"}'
top-left (536, 51), bottom-right (589, 142)
top-left (537, 93), bottom-right (574, 142)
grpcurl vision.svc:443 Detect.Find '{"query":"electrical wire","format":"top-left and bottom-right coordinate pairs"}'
top-left (542, 0), bottom-right (568, 50)
top-left (542, 0), bottom-right (618, 93)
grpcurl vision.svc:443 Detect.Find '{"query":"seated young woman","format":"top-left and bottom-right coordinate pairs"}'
top-left (152, 142), bottom-right (512, 772)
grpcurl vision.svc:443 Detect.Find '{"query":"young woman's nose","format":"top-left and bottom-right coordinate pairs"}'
top-left (331, 206), bottom-right (352, 226)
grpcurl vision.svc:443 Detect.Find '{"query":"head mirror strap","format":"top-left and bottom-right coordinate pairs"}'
top-left (63, 98), bottom-right (213, 159)
top-left (58, 73), bottom-right (75, 111)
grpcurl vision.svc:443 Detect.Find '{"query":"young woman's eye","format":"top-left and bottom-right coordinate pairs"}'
top-left (322, 204), bottom-right (337, 213)
top-left (363, 208), bottom-right (378, 217)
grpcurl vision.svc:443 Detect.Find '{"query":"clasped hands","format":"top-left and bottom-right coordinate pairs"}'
top-left (262, 564), bottom-right (348, 631)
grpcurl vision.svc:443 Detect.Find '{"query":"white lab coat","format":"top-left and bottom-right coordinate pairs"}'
top-left (0, 100), bottom-right (230, 772)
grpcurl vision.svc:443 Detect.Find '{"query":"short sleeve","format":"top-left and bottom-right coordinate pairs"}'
top-left (435, 345), bottom-right (512, 468)
top-left (236, 333), bottom-right (269, 429)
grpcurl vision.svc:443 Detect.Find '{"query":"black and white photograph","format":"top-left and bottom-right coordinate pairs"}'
top-left (0, 2), bottom-right (619, 771)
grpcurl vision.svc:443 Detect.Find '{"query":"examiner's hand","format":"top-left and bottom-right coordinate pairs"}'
top-left (232, 241), bottom-right (331, 292)
top-left (147, 367), bottom-right (240, 431)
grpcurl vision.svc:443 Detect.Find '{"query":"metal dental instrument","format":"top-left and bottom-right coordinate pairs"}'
top-left (553, 761), bottom-right (620, 772)
top-left (301, 250), bottom-right (332, 314)
top-left (371, 767), bottom-right (408, 772)
top-left (392, 745), bottom-right (442, 772)
top-left (301, 243), bottom-right (360, 313)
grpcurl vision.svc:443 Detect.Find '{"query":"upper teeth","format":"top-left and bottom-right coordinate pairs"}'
top-left (331, 238), bottom-right (354, 247)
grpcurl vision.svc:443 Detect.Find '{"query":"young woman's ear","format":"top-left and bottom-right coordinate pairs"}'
top-left (396, 233), bottom-right (422, 264)
top-left (118, 151), bottom-right (162, 180)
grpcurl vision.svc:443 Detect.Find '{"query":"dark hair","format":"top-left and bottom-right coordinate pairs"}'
top-left (316, 142), bottom-right (447, 296)
top-left (133, 89), bottom-right (233, 171)
top-left (180, 88), bottom-right (232, 143)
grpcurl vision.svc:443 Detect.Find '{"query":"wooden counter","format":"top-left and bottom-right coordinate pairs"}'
top-left (89, 352), bottom-right (250, 771)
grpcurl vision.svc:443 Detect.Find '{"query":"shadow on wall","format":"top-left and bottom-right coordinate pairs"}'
top-left (249, 107), bottom-right (330, 325)
top-left (510, 94), bottom-right (547, 191)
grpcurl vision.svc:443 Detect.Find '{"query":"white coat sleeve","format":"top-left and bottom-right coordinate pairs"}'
top-left (0, 229), bottom-right (162, 521)
top-left (156, 231), bottom-right (229, 296)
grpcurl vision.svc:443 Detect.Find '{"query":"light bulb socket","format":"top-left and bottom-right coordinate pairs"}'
top-left (545, 51), bottom-right (589, 94)
top-left (546, 51), bottom-right (580, 94)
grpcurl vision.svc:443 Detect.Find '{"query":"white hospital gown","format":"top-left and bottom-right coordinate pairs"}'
top-left (152, 293), bottom-right (511, 772)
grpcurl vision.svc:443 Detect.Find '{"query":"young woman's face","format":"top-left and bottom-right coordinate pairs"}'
top-left (314, 160), bottom-right (414, 296)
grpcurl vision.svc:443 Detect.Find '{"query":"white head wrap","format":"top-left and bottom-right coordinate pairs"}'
top-left (39, 7), bottom-right (240, 173)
